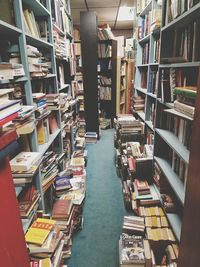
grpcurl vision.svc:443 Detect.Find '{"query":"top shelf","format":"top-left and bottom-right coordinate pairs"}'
top-left (22, 0), bottom-right (50, 16)
top-left (139, 1), bottom-right (152, 16)
top-left (162, 2), bottom-right (200, 32)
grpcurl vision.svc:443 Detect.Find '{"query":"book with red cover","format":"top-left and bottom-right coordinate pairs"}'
top-left (52, 199), bottom-right (73, 220)
top-left (0, 158), bottom-right (29, 267)
top-left (128, 157), bottom-right (136, 172)
top-left (0, 128), bottom-right (18, 149)
top-left (0, 112), bottom-right (18, 127)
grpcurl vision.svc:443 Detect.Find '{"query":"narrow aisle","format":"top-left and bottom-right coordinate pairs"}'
top-left (68, 129), bottom-right (126, 267)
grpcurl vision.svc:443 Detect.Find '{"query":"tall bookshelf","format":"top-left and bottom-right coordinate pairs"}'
top-left (0, 0), bottom-right (74, 217)
top-left (151, 0), bottom-right (200, 265)
top-left (134, 0), bottom-right (162, 144)
top-left (98, 39), bottom-right (118, 123)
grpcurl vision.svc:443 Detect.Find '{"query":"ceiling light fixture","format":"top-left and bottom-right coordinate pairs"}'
top-left (117, 6), bottom-right (135, 21)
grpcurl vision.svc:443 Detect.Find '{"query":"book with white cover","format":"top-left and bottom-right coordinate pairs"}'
top-left (10, 152), bottom-right (41, 172)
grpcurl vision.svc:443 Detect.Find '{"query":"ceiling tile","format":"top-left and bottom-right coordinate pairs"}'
top-left (87, 0), bottom-right (120, 7)
top-left (90, 7), bottom-right (118, 21)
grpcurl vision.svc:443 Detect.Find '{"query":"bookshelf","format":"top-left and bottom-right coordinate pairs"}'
top-left (98, 38), bottom-right (118, 123)
top-left (134, 0), bottom-right (162, 145)
top-left (80, 11), bottom-right (99, 136)
top-left (0, 0), bottom-right (75, 216)
top-left (116, 58), bottom-right (127, 115)
top-left (151, 0), bottom-right (200, 265)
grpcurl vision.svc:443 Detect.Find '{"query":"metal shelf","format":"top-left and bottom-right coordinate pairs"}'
top-left (38, 129), bottom-right (61, 155)
top-left (26, 33), bottom-right (53, 49)
top-left (167, 213), bottom-right (182, 242)
top-left (139, 1), bottom-right (152, 16)
top-left (22, 0), bottom-right (50, 16)
top-left (154, 156), bottom-right (185, 205)
top-left (164, 108), bottom-right (193, 121)
top-left (155, 128), bottom-right (190, 163)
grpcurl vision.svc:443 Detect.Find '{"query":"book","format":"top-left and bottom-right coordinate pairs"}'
top-left (0, 128), bottom-right (18, 150)
top-left (10, 152), bottom-right (41, 172)
top-left (30, 258), bottom-right (52, 267)
top-left (25, 218), bottom-right (56, 245)
top-left (52, 199), bottom-right (73, 220)
top-left (0, 99), bottom-right (21, 120)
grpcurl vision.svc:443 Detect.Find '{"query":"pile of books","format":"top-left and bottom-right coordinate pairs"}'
top-left (122, 216), bottom-right (145, 234)
top-left (53, 27), bottom-right (67, 60)
top-left (46, 94), bottom-right (60, 110)
top-left (114, 114), bottom-right (145, 143)
top-left (132, 96), bottom-right (145, 112)
top-left (0, 62), bottom-right (25, 81)
top-left (27, 45), bottom-right (49, 78)
top-left (25, 218), bottom-right (64, 266)
top-left (84, 132), bottom-right (98, 144)
top-left (32, 93), bottom-right (49, 120)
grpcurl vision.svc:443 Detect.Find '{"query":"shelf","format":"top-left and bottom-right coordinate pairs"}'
top-left (22, 0), bottom-right (50, 16)
top-left (149, 63), bottom-right (159, 67)
top-left (146, 120), bottom-right (154, 131)
top-left (155, 128), bottom-right (190, 163)
top-left (98, 57), bottom-right (112, 60)
top-left (38, 129), bottom-right (61, 155)
top-left (160, 62), bottom-right (200, 68)
top-left (0, 76), bottom-right (28, 85)
top-left (26, 33), bottom-right (53, 49)
top-left (15, 187), bottom-right (23, 197)
top-left (154, 156), bottom-right (185, 205)
top-left (164, 108), bottom-right (193, 121)
top-left (157, 99), bottom-right (174, 109)
top-left (66, 32), bottom-right (73, 39)
top-left (147, 92), bottom-right (156, 99)
top-left (0, 20), bottom-right (22, 37)
top-left (31, 73), bottom-right (56, 80)
top-left (138, 33), bottom-right (151, 44)
top-left (140, 1), bottom-right (152, 16)
top-left (151, 27), bottom-right (161, 36)
top-left (137, 111), bottom-right (145, 121)
top-left (58, 84), bottom-right (70, 91)
top-left (137, 64), bottom-right (149, 68)
top-left (22, 209), bottom-right (37, 233)
top-left (167, 213), bottom-right (182, 242)
top-left (53, 23), bottom-right (65, 36)
top-left (135, 87), bottom-right (147, 94)
top-left (162, 3), bottom-right (200, 32)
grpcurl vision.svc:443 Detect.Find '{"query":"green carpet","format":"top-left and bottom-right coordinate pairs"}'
top-left (68, 129), bottom-right (126, 267)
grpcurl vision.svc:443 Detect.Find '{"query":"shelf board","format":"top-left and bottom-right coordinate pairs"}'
top-left (53, 23), bottom-right (65, 36)
top-left (160, 62), bottom-right (200, 68)
top-left (167, 213), bottom-right (182, 242)
top-left (164, 108), bottom-right (193, 121)
top-left (138, 33), bottom-right (151, 44)
top-left (140, 0), bottom-right (152, 16)
top-left (38, 129), bottom-right (61, 155)
top-left (98, 39), bottom-right (113, 44)
top-left (22, 0), bottom-right (50, 16)
top-left (15, 186), bottom-right (23, 197)
top-left (0, 76), bottom-right (28, 85)
top-left (58, 84), bottom-right (70, 91)
top-left (135, 87), bottom-right (147, 94)
top-left (137, 64), bottom-right (149, 68)
top-left (146, 120), bottom-right (154, 131)
top-left (147, 92), bottom-right (156, 99)
top-left (162, 3), bottom-right (200, 32)
top-left (149, 63), bottom-right (159, 67)
top-left (157, 99), bottom-right (174, 109)
top-left (98, 57), bottom-right (112, 60)
top-left (154, 156), bottom-right (185, 205)
top-left (0, 20), bottom-right (22, 37)
top-left (155, 128), bottom-right (190, 163)
top-left (66, 32), bottom-right (73, 39)
top-left (26, 33), bottom-right (53, 49)
top-left (137, 111), bottom-right (145, 121)
top-left (31, 73), bottom-right (56, 80)
top-left (151, 27), bottom-right (161, 36)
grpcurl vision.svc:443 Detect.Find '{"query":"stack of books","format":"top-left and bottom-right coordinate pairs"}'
top-left (134, 181), bottom-right (160, 206)
top-left (46, 94), bottom-right (60, 110)
top-left (132, 96), bottom-right (145, 112)
top-left (32, 93), bottom-right (49, 120)
top-left (54, 170), bottom-right (73, 197)
top-left (84, 132), bottom-right (98, 144)
top-left (122, 216), bottom-right (145, 234)
top-left (0, 62), bottom-right (25, 81)
top-left (27, 45), bottom-right (49, 78)
top-left (25, 218), bottom-right (64, 265)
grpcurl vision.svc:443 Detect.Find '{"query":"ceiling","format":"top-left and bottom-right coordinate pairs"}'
top-left (71, 0), bottom-right (136, 30)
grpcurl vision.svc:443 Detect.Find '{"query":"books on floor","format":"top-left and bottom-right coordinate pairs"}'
top-left (84, 132), bottom-right (98, 144)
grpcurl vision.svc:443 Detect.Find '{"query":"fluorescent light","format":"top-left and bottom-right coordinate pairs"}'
top-left (117, 6), bottom-right (135, 21)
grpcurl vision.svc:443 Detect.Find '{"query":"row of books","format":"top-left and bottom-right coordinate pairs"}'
top-left (98, 44), bottom-right (112, 58)
top-left (142, 42), bottom-right (150, 65)
top-left (164, 0), bottom-right (200, 26)
top-left (97, 26), bottom-right (114, 40)
top-left (23, 9), bottom-right (48, 41)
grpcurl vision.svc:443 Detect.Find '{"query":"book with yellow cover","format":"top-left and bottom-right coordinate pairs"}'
top-left (25, 218), bottom-right (56, 245)
top-left (30, 258), bottom-right (52, 267)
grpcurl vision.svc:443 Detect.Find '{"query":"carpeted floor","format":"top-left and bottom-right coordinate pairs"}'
top-left (67, 129), bottom-right (126, 267)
